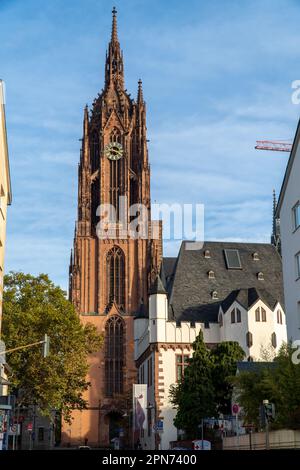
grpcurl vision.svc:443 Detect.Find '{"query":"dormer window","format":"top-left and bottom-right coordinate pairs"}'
top-left (204, 250), bottom-right (211, 259)
top-left (211, 291), bottom-right (218, 300)
top-left (208, 270), bottom-right (215, 279)
top-left (257, 272), bottom-right (264, 281)
top-left (253, 252), bottom-right (260, 261)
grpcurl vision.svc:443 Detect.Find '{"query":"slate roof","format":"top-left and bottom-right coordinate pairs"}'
top-left (161, 256), bottom-right (177, 293)
top-left (149, 274), bottom-right (167, 295)
top-left (162, 241), bottom-right (284, 324)
top-left (221, 287), bottom-right (278, 313)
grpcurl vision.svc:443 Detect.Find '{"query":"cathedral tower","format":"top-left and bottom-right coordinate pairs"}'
top-left (64, 8), bottom-right (162, 447)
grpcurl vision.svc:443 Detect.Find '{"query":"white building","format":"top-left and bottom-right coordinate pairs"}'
top-left (276, 120), bottom-right (300, 341)
top-left (134, 241), bottom-right (287, 450)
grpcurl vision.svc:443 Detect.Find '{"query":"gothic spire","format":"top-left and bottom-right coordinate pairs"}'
top-left (111, 6), bottom-right (118, 44)
top-left (81, 104), bottom-right (90, 167)
top-left (137, 79), bottom-right (144, 104)
top-left (105, 7), bottom-right (124, 88)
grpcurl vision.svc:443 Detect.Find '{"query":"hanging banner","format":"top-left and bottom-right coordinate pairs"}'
top-left (133, 384), bottom-right (147, 431)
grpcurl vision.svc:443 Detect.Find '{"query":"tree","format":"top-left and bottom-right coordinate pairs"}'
top-left (170, 332), bottom-right (215, 436)
top-left (210, 341), bottom-right (245, 414)
top-left (170, 333), bottom-right (245, 436)
top-left (233, 343), bottom-right (300, 429)
top-left (2, 272), bottom-right (103, 422)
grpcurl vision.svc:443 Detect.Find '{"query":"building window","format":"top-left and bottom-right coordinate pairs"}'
top-left (208, 270), bottom-right (215, 279)
top-left (255, 308), bottom-right (260, 322)
top-left (231, 308), bottom-right (241, 324)
top-left (257, 272), bottom-right (264, 281)
top-left (271, 332), bottom-right (277, 348)
top-left (219, 313), bottom-right (223, 327)
top-left (38, 427), bottom-right (44, 442)
top-left (224, 249), bottom-right (242, 269)
top-left (246, 332), bottom-right (253, 348)
top-left (140, 364), bottom-right (145, 384)
top-left (211, 291), bottom-right (218, 300)
top-left (147, 357), bottom-right (152, 387)
top-left (109, 128), bottom-right (124, 220)
top-left (231, 309), bottom-right (235, 324)
top-left (110, 127), bottom-right (122, 144)
top-left (293, 202), bottom-right (300, 231)
top-left (176, 354), bottom-right (190, 382)
top-left (252, 252), bottom-right (260, 261)
top-left (204, 249), bottom-right (211, 258)
top-left (296, 252), bottom-right (300, 279)
top-left (105, 315), bottom-right (124, 397)
top-left (106, 246), bottom-right (125, 309)
top-left (277, 310), bottom-right (283, 325)
top-left (91, 180), bottom-right (100, 227)
top-left (261, 308), bottom-right (267, 322)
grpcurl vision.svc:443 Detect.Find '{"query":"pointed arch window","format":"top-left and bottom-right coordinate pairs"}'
top-left (107, 246), bottom-right (125, 309)
top-left (91, 131), bottom-right (99, 173)
top-left (110, 127), bottom-right (121, 144)
top-left (105, 315), bottom-right (125, 397)
top-left (109, 128), bottom-right (124, 220)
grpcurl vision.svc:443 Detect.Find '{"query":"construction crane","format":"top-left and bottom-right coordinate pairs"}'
top-left (255, 140), bottom-right (292, 152)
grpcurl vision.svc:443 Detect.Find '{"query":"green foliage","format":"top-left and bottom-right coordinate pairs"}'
top-left (234, 343), bottom-right (300, 429)
top-left (169, 332), bottom-right (245, 435)
top-left (210, 341), bottom-right (245, 414)
top-left (2, 272), bottom-right (103, 422)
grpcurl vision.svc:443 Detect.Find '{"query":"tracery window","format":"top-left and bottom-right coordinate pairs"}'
top-left (109, 128), bottom-right (124, 220)
top-left (105, 316), bottom-right (125, 397)
top-left (106, 246), bottom-right (125, 308)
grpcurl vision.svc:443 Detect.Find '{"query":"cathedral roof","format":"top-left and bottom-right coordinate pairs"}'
top-left (162, 241), bottom-right (284, 324)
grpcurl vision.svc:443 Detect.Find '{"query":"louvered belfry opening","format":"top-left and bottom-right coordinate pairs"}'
top-left (105, 315), bottom-right (125, 397)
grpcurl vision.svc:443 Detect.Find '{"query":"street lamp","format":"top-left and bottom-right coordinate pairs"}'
top-left (146, 403), bottom-right (155, 450)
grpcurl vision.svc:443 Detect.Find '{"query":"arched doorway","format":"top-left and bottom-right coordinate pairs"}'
top-left (107, 410), bottom-right (124, 442)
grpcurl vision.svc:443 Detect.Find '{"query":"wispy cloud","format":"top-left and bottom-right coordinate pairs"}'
top-left (2, 0), bottom-right (300, 289)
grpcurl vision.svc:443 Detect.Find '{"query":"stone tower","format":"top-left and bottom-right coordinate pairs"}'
top-left (63, 8), bottom-right (162, 447)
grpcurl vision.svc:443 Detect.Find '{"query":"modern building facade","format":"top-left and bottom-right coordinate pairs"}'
top-left (0, 79), bottom-right (12, 451)
top-left (0, 80), bottom-right (12, 333)
top-left (134, 241), bottom-right (287, 450)
top-left (62, 9), bottom-right (162, 447)
top-left (276, 119), bottom-right (300, 342)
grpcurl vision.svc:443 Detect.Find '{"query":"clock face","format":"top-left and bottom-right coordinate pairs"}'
top-left (104, 142), bottom-right (123, 161)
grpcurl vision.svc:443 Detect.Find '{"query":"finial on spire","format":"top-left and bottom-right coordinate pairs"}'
top-left (83, 104), bottom-right (89, 135)
top-left (137, 79), bottom-right (144, 104)
top-left (111, 6), bottom-right (118, 43)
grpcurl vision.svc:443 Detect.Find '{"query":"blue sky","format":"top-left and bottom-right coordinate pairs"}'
top-left (1, 0), bottom-right (300, 290)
